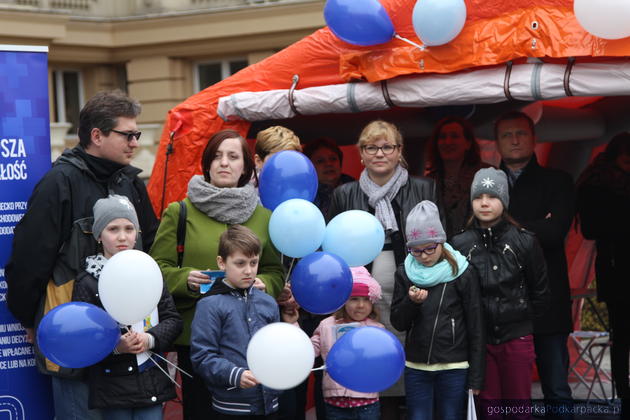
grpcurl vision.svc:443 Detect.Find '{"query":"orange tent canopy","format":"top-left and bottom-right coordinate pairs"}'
top-left (147, 0), bottom-right (630, 215)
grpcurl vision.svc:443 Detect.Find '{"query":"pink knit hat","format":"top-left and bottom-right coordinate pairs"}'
top-left (350, 266), bottom-right (382, 303)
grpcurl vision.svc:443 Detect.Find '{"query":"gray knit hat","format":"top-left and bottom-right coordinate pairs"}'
top-left (405, 200), bottom-right (446, 247)
top-left (92, 195), bottom-right (139, 240)
top-left (470, 168), bottom-right (509, 209)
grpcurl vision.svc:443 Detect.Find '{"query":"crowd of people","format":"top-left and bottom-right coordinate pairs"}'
top-left (4, 90), bottom-right (630, 420)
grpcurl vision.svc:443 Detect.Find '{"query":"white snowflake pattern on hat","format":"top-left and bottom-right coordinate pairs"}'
top-left (481, 177), bottom-right (495, 188)
top-left (117, 197), bottom-right (133, 210)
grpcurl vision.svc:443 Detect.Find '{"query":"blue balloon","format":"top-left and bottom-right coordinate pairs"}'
top-left (326, 326), bottom-right (405, 393)
top-left (291, 252), bottom-right (353, 315)
top-left (412, 0), bottom-right (467, 46)
top-left (322, 210), bottom-right (385, 267)
top-left (37, 302), bottom-right (121, 368)
top-left (269, 199), bottom-right (326, 258)
top-left (259, 151), bottom-right (318, 211)
top-left (324, 0), bottom-right (395, 46)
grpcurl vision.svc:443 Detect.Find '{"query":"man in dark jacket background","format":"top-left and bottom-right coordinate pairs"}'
top-left (495, 111), bottom-right (575, 420)
top-left (5, 90), bottom-right (158, 419)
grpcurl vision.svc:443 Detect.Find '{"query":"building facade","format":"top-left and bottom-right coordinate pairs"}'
top-left (0, 0), bottom-right (325, 176)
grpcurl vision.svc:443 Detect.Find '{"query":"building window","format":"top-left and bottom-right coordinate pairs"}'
top-left (194, 58), bottom-right (248, 92)
top-left (52, 69), bottom-right (84, 135)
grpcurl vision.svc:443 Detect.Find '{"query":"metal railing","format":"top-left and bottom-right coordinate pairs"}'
top-left (0, 0), bottom-right (307, 17)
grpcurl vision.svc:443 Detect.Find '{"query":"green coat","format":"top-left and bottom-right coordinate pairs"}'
top-left (150, 198), bottom-right (285, 346)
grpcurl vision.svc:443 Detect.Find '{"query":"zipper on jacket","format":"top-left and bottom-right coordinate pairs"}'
top-left (427, 283), bottom-right (447, 364)
top-left (466, 244), bottom-right (477, 261)
top-left (502, 243), bottom-right (522, 269)
top-left (451, 318), bottom-right (455, 346)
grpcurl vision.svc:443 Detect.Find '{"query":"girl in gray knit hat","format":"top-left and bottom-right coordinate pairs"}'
top-left (451, 168), bottom-right (550, 420)
top-left (390, 200), bottom-right (485, 420)
top-left (72, 195), bottom-right (182, 418)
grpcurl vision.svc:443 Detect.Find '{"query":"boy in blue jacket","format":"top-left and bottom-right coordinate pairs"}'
top-left (190, 225), bottom-right (295, 419)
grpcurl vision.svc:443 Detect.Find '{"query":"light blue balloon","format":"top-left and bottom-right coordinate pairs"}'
top-left (322, 210), bottom-right (385, 267)
top-left (412, 0), bottom-right (467, 46)
top-left (269, 199), bottom-right (326, 258)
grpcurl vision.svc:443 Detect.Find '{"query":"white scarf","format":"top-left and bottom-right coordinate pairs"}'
top-left (359, 165), bottom-right (409, 233)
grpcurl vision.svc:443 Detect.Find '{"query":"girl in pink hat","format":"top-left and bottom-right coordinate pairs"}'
top-left (311, 266), bottom-right (385, 420)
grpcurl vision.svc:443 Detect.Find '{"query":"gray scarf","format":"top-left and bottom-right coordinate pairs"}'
top-left (359, 165), bottom-right (408, 233)
top-left (187, 175), bottom-right (259, 224)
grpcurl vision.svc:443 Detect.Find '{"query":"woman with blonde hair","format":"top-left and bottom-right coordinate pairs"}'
top-left (254, 125), bottom-right (302, 170)
top-left (329, 119), bottom-right (439, 419)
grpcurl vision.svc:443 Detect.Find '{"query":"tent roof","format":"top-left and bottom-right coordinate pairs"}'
top-left (146, 0), bottom-right (630, 215)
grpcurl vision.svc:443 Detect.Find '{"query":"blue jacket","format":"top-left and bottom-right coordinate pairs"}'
top-left (190, 280), bottom-right (280, 415)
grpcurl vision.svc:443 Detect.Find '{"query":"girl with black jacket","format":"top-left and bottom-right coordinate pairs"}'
top-left (451, 168), bottom-right (549, 420)
top-left (73, 195), bottom-right (182, 419)
top-left (391, 200), bottom-right (485, 420)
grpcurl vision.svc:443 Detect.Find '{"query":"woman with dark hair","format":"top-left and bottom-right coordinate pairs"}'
top-left (303, 137), bottom-right (355, 218)
top-left (577, 132), bottom-right (630, 418)
top-left (425, 117), bottom-right (488, 238)
top-left (150, 129), bottom-right (285, 420)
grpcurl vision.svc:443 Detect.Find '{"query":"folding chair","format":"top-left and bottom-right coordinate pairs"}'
top-left (569, 288), bottom-right (615, 402)
top-left (568, 331), bottom-right (614, 402)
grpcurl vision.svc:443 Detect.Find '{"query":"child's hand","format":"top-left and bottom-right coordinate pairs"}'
top-left (116, 331), bottom-right (144, 354)
top-left (240, 370), bottom-right (259, 389)
top-left (187, 270), bottom-right (211, 292)
top-left (277, 284), bottom-right (298, 310)
top-left (253, 278), bottom-right (266, 292)
top-left (281, 306), bottom-right (300, 324)
top-left (408, 286), bottom-right (428, 303)
top-left (132, 332), bottom-right (152, 354)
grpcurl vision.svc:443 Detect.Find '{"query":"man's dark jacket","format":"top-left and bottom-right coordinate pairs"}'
top-left (501, 155), bottom-right (574, 335)
top-left (6, 146), bottom-right (158, 328)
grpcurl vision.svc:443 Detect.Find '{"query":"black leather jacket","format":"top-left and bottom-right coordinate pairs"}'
top-left (391, 264), bottom-right (486, 390)
top-left (328, 176), bottom-right (438, 266)
top-left (451, 220), bottom-right (550, 345)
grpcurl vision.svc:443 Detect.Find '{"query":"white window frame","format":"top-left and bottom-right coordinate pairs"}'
top-left (193, 57), bottom-right (248, 93)
top-left (53, 68), bottom-right (85, 135)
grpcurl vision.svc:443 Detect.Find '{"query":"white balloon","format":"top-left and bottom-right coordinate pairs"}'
top-left (574, 0), bottom-right (630, 40)
top-left (247, 323), bottom-right (314, 390)
top-left (98, 250), bottom-right (163, 325)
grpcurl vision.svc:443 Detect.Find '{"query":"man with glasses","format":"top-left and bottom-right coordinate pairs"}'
top-left (6, 90), bottom-right (158, 419)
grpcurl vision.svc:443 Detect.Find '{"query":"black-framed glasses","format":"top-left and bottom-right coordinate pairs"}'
top-left (111, 129), bottom-right (142, 142)
top-left (408, 244), bottom-right (439, 256)
top-left (361, 144), bottom-right (400, 155)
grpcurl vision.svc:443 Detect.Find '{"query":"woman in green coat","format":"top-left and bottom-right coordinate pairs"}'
top-left (150, 129), bottom-right (285, 420)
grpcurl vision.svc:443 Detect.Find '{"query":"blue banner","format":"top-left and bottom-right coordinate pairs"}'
top-left (0, 45), bottom-right (55, 419)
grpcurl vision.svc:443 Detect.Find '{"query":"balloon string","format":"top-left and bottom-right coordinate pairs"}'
top-left (120, 325), bottom-right (193, 381)
top-left (150, 350), bottom-right (193, 378)
top-left (284, 257), bottom-right (296, 285)
top-left (394, 34), bottom-right (426, 51)
top-left (147, 353), bottom-right (180, 388)
top-left (311, 365), bottom-right (326, 372)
